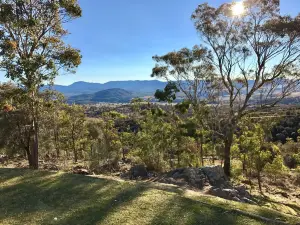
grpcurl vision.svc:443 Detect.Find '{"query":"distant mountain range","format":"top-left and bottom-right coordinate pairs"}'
top-left (43, 80), bottom-right (167, 97)
top-left (68, 88), bottom-right (135, 104)
top-left (42, 79), bottom-right (300, 104)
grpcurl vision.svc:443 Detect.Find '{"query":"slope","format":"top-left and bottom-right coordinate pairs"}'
top-left (68, 88), bottom-right (134, 104)
top-left (0, 168), bottom-right (298, 225)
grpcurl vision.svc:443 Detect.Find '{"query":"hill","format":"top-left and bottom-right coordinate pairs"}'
top-left (42, 80), bottom-right (167, 97)
top-left (68, 88), bottom-right (135, 104)
top-left (1, 168), bottom-right (299, 225)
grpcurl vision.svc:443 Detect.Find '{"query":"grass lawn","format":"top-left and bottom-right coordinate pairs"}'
top-left (0, 168), bottom-right (299, 225)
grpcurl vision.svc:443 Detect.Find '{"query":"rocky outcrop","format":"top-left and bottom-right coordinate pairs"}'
top-left (0, 155), bottom-right (8, 164)
top-left (162, 166), bottom-right (231, 189)
top-left (73, 166), bottom-right (90, 175)
top-left (159, 166), bottom-right (254, 204)
top-left (43, 164), bottom-right (59, 171)
top-left (202, 166), bottom-right (229, 187)
top-left (130, 164), bottom-right (148, 179)
top-left (209, 185), bottom-right (254, 204)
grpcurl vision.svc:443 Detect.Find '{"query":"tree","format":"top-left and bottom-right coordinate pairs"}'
top-left (154, 81), bottom-right (180, 104)
top-left (151, 46), bottom-right (220, 169)
top-left (38, 90), bottom-right (65, 158)
top-left (62, 104), bottom-right (86, 163)
top-left (152, 46), bottom-right (218, 108)
top-left (238, 123), bottom-right (279, 192)
top-left (189, 0), bottom-right (300, 176)
top-left (0, 0), bottom-right (82, 169)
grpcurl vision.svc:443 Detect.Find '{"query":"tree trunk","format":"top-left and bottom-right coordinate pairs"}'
top-left (54, 130), bottom-right (60, 158)
top-left (242, 154), bottom-right (246, 173)
top-left (25, 146), bottom-right (34, 168)
top-left (73, 138), bottom-right (77, 163)
top-left (28, 89), bottom-right (39, 170)
top-left (32, 118), bottom-right (39, 169)
top-left (200, 137), bottom-right (204, 167)
top-left (257, 171), bottom-right (262, 193)
top-left (72, 125), bottom-right (77, 163)
top-left (223, 131), bottom-right (234, 177)
top-left (74, 148), bottom-right (78, 163)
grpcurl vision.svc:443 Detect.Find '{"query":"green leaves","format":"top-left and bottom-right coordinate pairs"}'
top-left (154, 81), bottom-right (180, 103)
top-left (59, 0), bottom-right (82, 18)
top-left (0, 0), bottom-right (82, 89)
top-left (55, 47), bottom-right (82, 71)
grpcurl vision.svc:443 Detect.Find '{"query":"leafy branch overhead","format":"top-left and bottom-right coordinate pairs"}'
top-left (0, 0), bottom-right (82, 89)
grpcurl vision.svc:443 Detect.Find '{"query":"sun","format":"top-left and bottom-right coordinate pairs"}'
top-left (232, 1), bottom-right (245, 16)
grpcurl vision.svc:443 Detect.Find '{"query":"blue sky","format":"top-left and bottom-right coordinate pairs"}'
top-left (1, 0), bottom-right (300, 85)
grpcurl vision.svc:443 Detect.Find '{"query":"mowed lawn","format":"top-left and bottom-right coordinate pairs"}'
top-left (0, 168), bottom-right (298, 225)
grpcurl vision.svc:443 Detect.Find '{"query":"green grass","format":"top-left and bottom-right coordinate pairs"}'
top-left (0, 169), bottom-right (298, 225)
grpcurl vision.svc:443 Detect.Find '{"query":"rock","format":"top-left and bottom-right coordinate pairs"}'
top-left (130, 164), bottom-right (148, 179)
top-left (202, 166), bottom-right (228, 187)
top-left (232, 196), bottom-right (241, 202)
top-left (209, 188), bottom-right (228, 199)
top-left (73, 166), bottom-right (89, 175)
top-left (235, 185), bottom-right (251, 198)
top-left (43, 164), bottom-right (59, 171)
top-left (242, 197), bottom-right (257, 205)
top-left (172, 171), bottom-right (184, 179)
top-left (0, 155), bottom-right (8, 164)
top-left (223, 189), bottom-right (239, 198)
top-left (209, 187), bottom-right (248, 201)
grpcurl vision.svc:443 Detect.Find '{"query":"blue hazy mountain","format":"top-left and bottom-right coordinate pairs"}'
top-left (43, 80), bottom-right (168, 97)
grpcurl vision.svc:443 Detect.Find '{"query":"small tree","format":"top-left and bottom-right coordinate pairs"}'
top-left (63, 104), bottom-right (86, 163)
top-left (0, 0), bottom-right (82, 169)
top-left (264, 155), bottom-right (287, 181)
top-left (239, 124), bottom-right (278, 192)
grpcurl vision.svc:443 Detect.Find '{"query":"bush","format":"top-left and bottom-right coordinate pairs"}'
top-left (265, 156), bottom-right (288, 180)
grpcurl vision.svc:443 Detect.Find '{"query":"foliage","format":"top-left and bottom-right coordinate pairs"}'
top-left (0, 0), bottom-right (82, 169)
top-left (264, 155), bottom-right (288, 180)
top-left (154, 81), bottom-right (180, 103)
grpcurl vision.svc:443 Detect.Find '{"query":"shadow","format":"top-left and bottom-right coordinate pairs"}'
top-left (254, 194), bottom-right (300, 217)
top-left (0, 168), bottom-right (297, 225)
top-left (58, 184), bottom-right (149, 225)
top-left (149, 195), bottom-right (241, 225)
top-left (0, 168), bottom-right (149, 225)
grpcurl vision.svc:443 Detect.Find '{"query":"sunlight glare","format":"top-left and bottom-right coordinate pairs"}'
top-left (232, 1), bottom-right (245, 16)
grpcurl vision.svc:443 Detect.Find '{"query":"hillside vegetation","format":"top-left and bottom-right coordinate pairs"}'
top-left (1, 168), bottom-right (299, 225)
top-left (68, 88), bottom-right (135, 104)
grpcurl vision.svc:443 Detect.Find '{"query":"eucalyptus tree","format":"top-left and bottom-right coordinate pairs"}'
top-left (190, 0), bottom-right (300, 176)
top-left (151, 45), bottom-right (221, 169)
top-left (153, 0), bottom-right (300, 176)
top-left (152, 46), bottom-right (218, 109)
top-left (0, 0), bottom-right (82, 168)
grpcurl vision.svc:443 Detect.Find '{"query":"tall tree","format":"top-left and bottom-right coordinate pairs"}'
top-left (151, 46), bottom-right (221, 169)
top-left (0, 0), bottom-right (82, 169)
top-left (154, 0), bottom-right (300, 176)
top-left (191, 0), bottom-right (300, 176)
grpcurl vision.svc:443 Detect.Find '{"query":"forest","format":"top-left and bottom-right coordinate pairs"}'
top-left (0, 0), bottom-right (300, 224)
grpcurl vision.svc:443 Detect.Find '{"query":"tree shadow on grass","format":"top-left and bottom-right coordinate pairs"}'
top-left (149, 195), bottom-right (264, 225)
top-left (0, 168), bottom-right (296, 225)
top-left (0, 168), bottom-right (149, 225)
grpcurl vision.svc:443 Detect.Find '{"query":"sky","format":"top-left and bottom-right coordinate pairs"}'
top-left (1, 0), bottom-right (300, 85)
